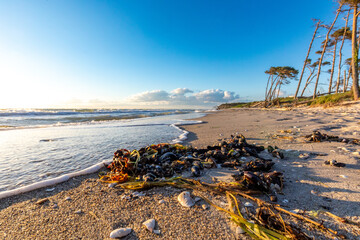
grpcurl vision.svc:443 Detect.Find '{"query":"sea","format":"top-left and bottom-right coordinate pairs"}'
top-left (0, 109), bottom-right (206, 192)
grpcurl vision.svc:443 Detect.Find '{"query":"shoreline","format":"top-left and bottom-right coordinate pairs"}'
top-left (1, 107), bottom-right (360, 239)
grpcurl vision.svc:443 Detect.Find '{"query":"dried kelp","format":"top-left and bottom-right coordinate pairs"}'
top-left (116, 177), bottom-right (349, 240)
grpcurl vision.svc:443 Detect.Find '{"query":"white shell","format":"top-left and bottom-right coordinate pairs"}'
top-left (177, 191), bottom-right (195, 208)
top-left (143, 219), bottom-right (156, 232)
top-left (158, 199), bottom-right (165, 204)
top-left (153, 229), bottom-right (161, 235)
top-left (244, 202), bottom-right (253, 207)
top-left (109, 228), bottom-right (132, 238)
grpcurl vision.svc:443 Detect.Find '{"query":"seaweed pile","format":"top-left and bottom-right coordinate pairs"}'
top-left (305, 130), bottom-right (360, 145)
top-left (100, 135), bottom-right (360, 239)
top-left (100, 134), bottom-right (282, 195)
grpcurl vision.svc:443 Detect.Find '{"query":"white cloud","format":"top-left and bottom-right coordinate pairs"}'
top-left (193, 89), bottom-right (238, 103)
top-left (130, 90), bottom-right (170, 102)
top-left (127, 88), bottom-right (239, 108)
top-left (170, 88), bottom-right (193, 95)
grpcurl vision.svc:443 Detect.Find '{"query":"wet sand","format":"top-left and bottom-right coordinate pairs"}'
top-left (1, 105), bottom-right (360, 239)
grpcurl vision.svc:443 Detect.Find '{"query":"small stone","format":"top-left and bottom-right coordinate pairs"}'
top-left (132, 191), bottom-right (145, 197)
top-left (158, 200), bottom-right (165, 204)
top-left (177, 191), bottom-right (195, 208)
top-left (65, 196), bottom-right (71, 201)
top-left (299, 153), bottom-right (309, 159)
top-left (109, 228), bottom-right (132, 238)
top-left (291, 209), bottom-right (300, 214)
top-left (270, 195), bottom-right (277, 202)
top-left (194, 197), bottom-right (202, 202)
top-left (153, 229), bottom-right (161, 235)
top-left (202, 204), bottom-right (209, 210)
top-left (36, 198), bottom-right (49, 205)
top-left (339, 175), bottom-right (348, 179)
top-left (75, 210), bottom-right (83, 214)
top-left (143, 219), bottom-right (156, 232)
top-left (244, 202), bottom-right (253, 207)
top-left (108, 183), bottom-right (117, 188)
top-left (45, 188), bottom-right (55, 192)
top-left (236, 226), bottom-right (245, 234)
top-left (282, 199), bottom-right (289, 204)
top-left (311, 190), bottom-right (318, 196)
top-left (52, 203), bottom-right (58, 209)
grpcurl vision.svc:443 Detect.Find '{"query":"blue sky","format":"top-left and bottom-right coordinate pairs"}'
top-left (0, 0), bottom-right (343, 108)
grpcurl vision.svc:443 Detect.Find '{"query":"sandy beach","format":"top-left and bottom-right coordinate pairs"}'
top-left (1, 105), bottom-right (360, 239)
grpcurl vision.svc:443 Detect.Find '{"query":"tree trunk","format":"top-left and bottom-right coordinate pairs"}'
top-left (336, 10), bottom-right (350, 94)
top-left (294, 20), bottom-right (321, 99)
top-left (328, 42), bottom-right (338, 94)
top-left (265, 75), bottom-right (271, 101)
top-left (351, 5), bottom-right (360, 100)
top-left (301, 74), bottom-right (316, 97)
top-left (346, 68), bottom-right (351, 92)
top-left (343, 70), bottom-right (347, 92)
top-left (313, 4), bottom-right (343, 99)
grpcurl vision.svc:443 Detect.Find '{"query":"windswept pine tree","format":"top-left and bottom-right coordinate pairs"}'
top-left (300, 59), bottom-right (320, 97)
top-left (294, 20), bottom-right (321, 99)
top-left (335, 10), bottom-right (351, 93)
top-left (340, 0), bottom-right (360, 99)
top-left (313, 3), bottom-right (343, 99)
top-left (265, 66), bottom-right (298, 105)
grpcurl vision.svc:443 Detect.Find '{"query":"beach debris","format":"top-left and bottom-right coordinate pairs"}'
top-left (143, 219), bottom-right (156, 232)
top-left (158, 199), bottom-right (165, 204)
top-left (232, 171), bottom-right (283, 193)
top-left (339, 175), bottom-right (348, 179)
top-left (153, 229), bottom-right (161, 235)
top-left (116, 177), bottom-right (352, 239)
top-left (100, 134), bottom-right (271, 184)
top-left (305, 130), bottom-right (360, 145)
top-left (244, 202), bottom-right (254, 207)
top-left (324, 160), bottom-right (346, 167)
top-left (65, 196), bottom-right (72, 201)
top-left (45, 187), bottom-right (55, 192)
top-left (52, 203), bottom-right (58, 209)
top-left (109, 228), bottom-right (132, 238)
top-left (177, 191), bottom-right (195, 208)
top-left (36, 198), bottom-right (49, 205)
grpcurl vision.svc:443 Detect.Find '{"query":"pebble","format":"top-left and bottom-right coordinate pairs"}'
top-left (52, 203), bottom-right (58, 209)
top-left (132, 191), bottom-right (145, 197)
top-left (282, 199), bottom-right (289, 204)
top-left (45, 188), bottom-right (55, 192)
top-left (143, 219), bottom-right (156, 232)
top-left (177, 191), bottom-right (195, 208)
top-left (311, 190), bottom-right (318, 196)
top-left (153, 229), bottom-right (161, 235)
top-left (339, 175), bottom-right (348, 179)
top-left (75, 210), bottom-right (83, 214)
top-left (109, 228), bottom-right (132, 238)
top-left (202, 204), bottom-right (209, 210)
top-left (194, 197), bottom-right (202, 202)
top-left (158, 200), bottom-right (165, 204)
top-left (236, 226), bottom-right (245, 235)
top-left (108, 183), bottom-right (117, 188)
top-left (298, 153), bottom-right (309, 159)
top-left (65, 196), bottom-right (72, 201)
top-left (244, 202), bottom-right (253, 207)
top-left (36, 198), bottom-right (49, 205)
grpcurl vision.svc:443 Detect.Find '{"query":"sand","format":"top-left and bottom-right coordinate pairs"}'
top-left (1, 105), bottom-right (360, 239)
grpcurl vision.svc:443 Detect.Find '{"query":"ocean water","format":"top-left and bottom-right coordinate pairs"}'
top-left (0, 109), bottom-right (205, 192)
